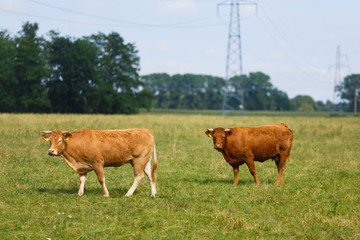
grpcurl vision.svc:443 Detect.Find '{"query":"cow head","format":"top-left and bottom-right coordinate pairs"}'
top-left (41, 130), bottom-right (72, 156)
top-left (205, 127), bottom-right (232, 151)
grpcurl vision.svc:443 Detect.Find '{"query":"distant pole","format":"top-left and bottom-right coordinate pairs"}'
top-left (354, 87), bottom-right (357, 116)
top-left (218, 0), bottom-right (256, 116)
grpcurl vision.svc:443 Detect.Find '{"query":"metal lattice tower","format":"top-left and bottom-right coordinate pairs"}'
top-left (333, 45), bottom-right (342, 104)
top-left (331, 45), bottom-right (350, 106)
top-left (218, 0), bottom-right (256, 115)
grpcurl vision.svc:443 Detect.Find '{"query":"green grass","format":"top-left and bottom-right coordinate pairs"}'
top-left (0, 113), bottom-right (359, 239)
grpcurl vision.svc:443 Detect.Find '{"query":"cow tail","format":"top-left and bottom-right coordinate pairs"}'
top-left (287, 127), bottom-right (293, 162)
top-left (287, 148), bottom-right (292, 162)
top-left (151, 144), bottom-right (158, 184)
top-left (281, 123), bottom-right (293, 162)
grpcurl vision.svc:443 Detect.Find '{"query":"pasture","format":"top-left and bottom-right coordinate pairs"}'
top-left (0, 113), bottom-right (359, 239)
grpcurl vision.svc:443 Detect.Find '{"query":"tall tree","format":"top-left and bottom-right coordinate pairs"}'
top-left (45, 33), bottom-right (99, 113)
top-left (89, 32), bottom-right (151, 114)
top-left (14, 22), bottom-right (51, 112)
top-left (270, 88), bottom-right (290, 111)
top-left (0, 31), bottom-right (17, 112)
top-left (141, 73), bottom-right (173, 108)
top-left (202, 75), bottom-right (226, 109)
top-left (290, 95), bottom-right (318, 111)
top-left (142, 73), bottom-right (225, 109)
top-left (336, 74), bottom-right (360, 115)
top-left (230, 72), bottom-right (290, 111)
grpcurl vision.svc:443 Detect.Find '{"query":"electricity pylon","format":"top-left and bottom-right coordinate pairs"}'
top-left (218, 0), bottom-right (256, 115)
top-left (330, 45), bottom-right (350, 110)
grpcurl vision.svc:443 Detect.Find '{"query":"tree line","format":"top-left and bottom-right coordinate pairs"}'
top-left (0, 22), bottom-right (359, 114)
top-left (0, 22), bottom-right (151, 114)
top-left (141, 72), bottom-right (355, 112)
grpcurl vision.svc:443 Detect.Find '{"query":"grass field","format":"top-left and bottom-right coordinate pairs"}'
top-left (0, 113), bottom-right (359, 239)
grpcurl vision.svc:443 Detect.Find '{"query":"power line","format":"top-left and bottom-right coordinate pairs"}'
top-left (0, 7), bottom-right (224, 30)
top-left (258, 5), bottom-right (323, 70)
top-left (258, 0), bottom-right (334, 73)
top-left (256, 14), bottom-right (329, 83)
top-left (0, 8), bottom-right (127, 28)
top-left (26, 0), bottom-right (225, 29)
top-left (27, 0), bottom-right (148, 26)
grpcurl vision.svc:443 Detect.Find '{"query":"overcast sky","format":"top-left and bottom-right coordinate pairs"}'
top-left (1, 0), bottom-right (359, 102)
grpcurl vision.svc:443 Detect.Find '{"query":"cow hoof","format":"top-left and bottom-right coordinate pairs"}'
top-left (275, 178), bottom-right (283, 184)
top-left (78, 192), bottom-right (84, 196)
top-left (103, 194), bottom-right (109, 197)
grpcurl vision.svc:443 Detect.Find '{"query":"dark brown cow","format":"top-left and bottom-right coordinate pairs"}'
top-left (41, 128), bottom-right (157, 197)
top-left (205, 123), bottom-right (293, 186)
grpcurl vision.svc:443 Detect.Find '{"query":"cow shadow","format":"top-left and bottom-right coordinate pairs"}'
top-left (37, 187), bottom-right (78, 195)
top-left (186, 177), bottom-right (276, 186)
top-left (184, 177), bottom-right (253, 185)
top-left (36, 186), bottom-right (129, 196)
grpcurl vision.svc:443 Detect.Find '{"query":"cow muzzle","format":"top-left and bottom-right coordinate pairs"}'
top-left (214, 144), bottom-right (223, 150)
top-left (48, 149), bottom-right (58, 156)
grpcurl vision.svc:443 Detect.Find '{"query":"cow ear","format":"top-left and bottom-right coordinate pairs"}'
top-left (225, 129), bottom-right (232, 136)
top-left (205, 129), bottom-right (213, 137)
top-left (63, 132), bottom-right (72, 141)
top-left (41, 134), bottom-right (50, 141)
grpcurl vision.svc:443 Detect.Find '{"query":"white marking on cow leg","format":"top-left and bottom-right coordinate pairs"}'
top-left (125, 175), bottom-right (144, 197)
top-left (144, 158), bottom-right (157, 198)
top-left (78, 173), bottom-right (87, 196)
top-left (100, 177), bottom-right (109, 197)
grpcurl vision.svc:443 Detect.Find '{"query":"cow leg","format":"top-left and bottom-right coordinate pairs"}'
top-left (275, 154), bottom-right (287, 184)
top-left (125, 161), bottom-right (145, 197)
top-left (232, 166), bottom-right (239, 186)
top-left (144, 157), bottom-right (157, 198)
top-left (78, 173), bottom-right (87, 196)
top-left (245, 160), bottom-right (260, 185)
top-left (94, 166), bottom-right (109, 197)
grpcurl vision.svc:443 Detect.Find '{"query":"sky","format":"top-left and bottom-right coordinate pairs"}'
top-left (0, 0), bottom-right (359, 102)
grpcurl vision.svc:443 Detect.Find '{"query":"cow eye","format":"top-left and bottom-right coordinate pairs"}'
top-left (58, 139), bottom-right (62, 144)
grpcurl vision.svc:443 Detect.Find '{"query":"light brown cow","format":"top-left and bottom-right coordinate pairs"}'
top-left (41, 128), bottom-right (157, 197)
top-left (205, 123), bottom-right (293, 186)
